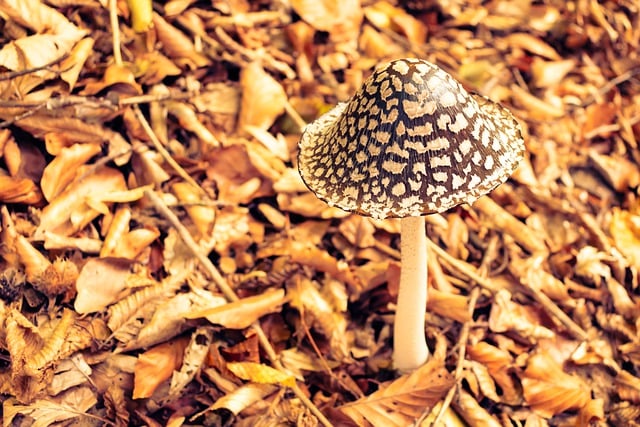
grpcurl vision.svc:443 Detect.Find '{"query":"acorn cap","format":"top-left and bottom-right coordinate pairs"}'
top-left (297, 58), bottom-right (525, 220)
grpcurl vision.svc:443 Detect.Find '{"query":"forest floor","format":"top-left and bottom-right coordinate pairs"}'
top-left (0, 0), bottom-right (639, 426)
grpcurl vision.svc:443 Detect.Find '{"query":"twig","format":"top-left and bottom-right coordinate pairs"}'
top-left (133, 105), bottom-right (204, 194)
top-left (428, 236), bottom-right (499, 426)
top-left (427, 236), bottom-right (588, 341)
top-left (109, 0), bottom-right (123, 66)
top-left (284, 101), bottom-right (307, 133)
top-left (0, 54), bottom-right (69, 81)
top-left (213, 27), bottom-right (297, 79)
top-left (425, 238), bottom-right (500, 292)
top-left (144, 189), bottom-right (334, 427)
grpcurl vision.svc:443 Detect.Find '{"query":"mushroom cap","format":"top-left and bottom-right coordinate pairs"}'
top-left (297, 58), bottom-right (525, 219)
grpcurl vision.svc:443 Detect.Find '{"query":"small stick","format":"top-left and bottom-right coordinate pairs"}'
top-left (427, 236), bottom-right (499, 426)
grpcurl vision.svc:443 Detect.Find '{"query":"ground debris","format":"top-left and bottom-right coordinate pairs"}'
top-left (0, 0), bottom-right (639, 426)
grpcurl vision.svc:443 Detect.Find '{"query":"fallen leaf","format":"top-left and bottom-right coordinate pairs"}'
top-left (133, 337), bottom-right (190, 399)
top-left (339, 356), bottom-right (454, 426)
top-left (521, 353), bottom-right (591, 417)
top-left (188, 289), bottom-right (286, 329)
top-left (227, 361), bottom-right (296, 387)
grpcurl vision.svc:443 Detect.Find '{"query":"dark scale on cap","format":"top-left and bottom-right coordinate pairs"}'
top-left (297, 58), bottom-right (525, 219)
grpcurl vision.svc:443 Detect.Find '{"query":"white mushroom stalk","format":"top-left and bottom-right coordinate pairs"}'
top-left (394, 215), bottom-right (428, 372)
top-left (297, 58), bottom-right (525, 372)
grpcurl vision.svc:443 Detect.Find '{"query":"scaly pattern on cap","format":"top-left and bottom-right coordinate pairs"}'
top-left (297, 58), bottom-right (525, 219)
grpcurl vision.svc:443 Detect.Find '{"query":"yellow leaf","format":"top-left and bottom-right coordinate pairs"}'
top-left (610, 208), bottom-right (640, 270)
top-left (227, 361), bottom-right (296, 388)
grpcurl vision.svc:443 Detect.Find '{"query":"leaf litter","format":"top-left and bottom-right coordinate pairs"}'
top-left (0, 0), bottom-right (639, 425)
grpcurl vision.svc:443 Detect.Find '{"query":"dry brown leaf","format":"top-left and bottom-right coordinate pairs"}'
top-left (510, 84), bottom-right (565, 119)
top-left (74, 258), bottom-right (133, 314)
top-left (489, 289), bottom-right (555, 339)
top-left (111, 227), bottom-right (160, 260)
top-left (467, 342), bottom-right (521, 405)
top-left (172, 182), bottom-right (215, 238)
top-left (3, 133), bottom-right (45, 182)
top-left (166, 101), bottom-right (220, 149)
top-left (237, 62), bottom-right (287, 132)
top-left (131, 144), bottom-right (171, 186)
top-left (100, 206), bottom-right (132, 257)
top-left (40, 142), bottom-right (102, 202)
top-left (12, 234), bottom-right (51, 284)
top-left (473, 196), bottom-right (547, 254)
top-left (82, 63), bottom-right (142, 96)
top-left (35, 166), bottom-right (128, 238)
top-left (107, 272), bottom-right (186, 341)
top-left (452, 388), bottom-right (502, 427)
top-left (3, 386), bottom-right (98, 427)
top-left (209, 383), bottom-right (278, 415)
top-left (0, 174), bottom-right (43, 204)
top-left (187, 288), bottom-right (286, 329)
top-left (364, 2), bottom-right (427, 45)
top-left (521, 353), bottom-right (591, 417)
top-left (151, 12), bottom-right (209, 68)
top-left (133, 337), bottom-right (190, 399)
top-left (288, 277), bottom-right (349, 360)
top-left (291, 0), bottom-right (363, 42)
top-left (135, 51), bottom-right (183, 85)
top-left (427, 288), bottom-right (471, 323)
top-left (338, 215), bottom-right (377, 249)
top-left (206, 145), bottom-right (271, 204)
top-left (104, 382), bottom-right (130, 426)
top-left (289, 241), bottom-right (361, 291)
top-left (610, 208), bottom-right (640, 271)
top-left (169, 327), bottom-right (213, 398)
top-left (25, 309), bottom-right (75, 377)
top-left (467, 360), bottom-right (501, 402)
top-left (505, 33), bottom-right (561, 60)
top-left (0, 0), bottom-right (86, 95)
top-left (49, 354), bottom-right (92, 396)
top-left (359, 24), bottom-right (402, 59)
top-left (530, 58), bottom-right (575, 88)
top-left (59, 37), bottom-right (94, 90)
top-left (124, 288), bottom-right (225, 351)
top-left (588, 150), bottom-right (640, 191)
top-left (339, 355), bottom-right (454, 426)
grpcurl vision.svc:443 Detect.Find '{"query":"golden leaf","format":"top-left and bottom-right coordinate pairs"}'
top-left (227, 361), bottom-right (296, 388)
top-left (610, 208), bottom-right (640, 271)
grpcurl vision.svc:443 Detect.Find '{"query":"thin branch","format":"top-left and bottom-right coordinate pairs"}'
top-left (109, 0), bottom-right (123, 66)
top-left (132, 105), bottom-right (204, 194)
top-left (0, 54), bottom-right (69, 81)
top-left (428, 236), bottom-right (499, 426)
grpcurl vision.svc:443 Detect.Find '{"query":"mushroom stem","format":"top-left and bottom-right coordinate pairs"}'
top-left (393, 215), bottom-right (429, 372)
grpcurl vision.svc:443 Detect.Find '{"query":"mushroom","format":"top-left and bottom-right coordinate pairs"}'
top-left (297, 58), bottom-right (524, 372)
